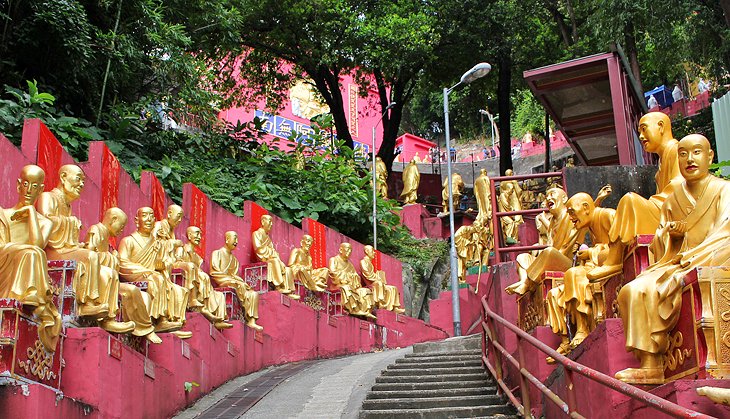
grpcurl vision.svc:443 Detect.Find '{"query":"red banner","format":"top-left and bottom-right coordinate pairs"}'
top-left (100, 143), bottom-right (120, 219)
top-left (374, 249), bottom-right (383, 271)
top-left (249, 202), bottom-right (269, 260)
top-left (188, 185), bottom-right (208, 257)
top-left (305, 218), bottom-right (327, 269)
top-left (149, 175), bottom-right (166, 221)
top-left (36, 124), bottom-right (62, 191)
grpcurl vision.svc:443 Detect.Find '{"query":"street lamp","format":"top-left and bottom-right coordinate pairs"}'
top-left (372, 101), bottom-right (397, 251)
top-left (444, 62), bottom-right (491, 337)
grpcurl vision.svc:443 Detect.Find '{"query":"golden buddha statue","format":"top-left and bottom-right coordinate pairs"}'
top-left (118, 207), bottom-right (191, 338)
top-left (328, 243), bottom-right (375, 318)
top-left (498, 177), bottom-right (523, 244)
top-left (473, 169), bottom-right (492, 225)
top-left (588, 112), bottom-right (682, 280)
top-left (400, 158), bottom-right (420, 205)
top-left (36, 165), bottom-right (135, 334)
top-left (454, 219), bottom-right (489, 283)
top-left (545, 192), bottom-right (615, 359)
top-left (154, 205), bottom-right (206, 309)
top-left (84, 207), bottom-right (161, 343)
top-left (375, 156), bottom-right (388, 198)
top-left (210, 231), bottom-right (263, 331)
top-left (252, 214), bottom-right (299, 298)
top-left (565, 156), bottom-right (575, 168)
top-left (615, 134), bottom-right (730, 384)
top-left (0, 165), bottom-right (61, 351)
top-left (441, 173), bottom-right (465, 214)
top-left (181, 226), bottom-right (232, 330)
top-left (287, 234), bottom-right (328, 292)
top-left (360, 245), bottom-right (405, 313)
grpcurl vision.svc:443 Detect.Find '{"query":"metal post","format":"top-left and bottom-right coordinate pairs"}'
top-left (444, 86), bottom-right (462, 337)
top-left (372, 125), bottom-right (378, 251)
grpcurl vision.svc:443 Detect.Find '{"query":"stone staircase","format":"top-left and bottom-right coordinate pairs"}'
top-left (359, 335), bottom-right (517, 418)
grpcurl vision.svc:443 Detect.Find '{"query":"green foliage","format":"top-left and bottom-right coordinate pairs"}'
top-left (511, 90), bottom-right (547, 140)
top-left (183, 381), bottom-right (200, 392)
top-left (378, 225), bottom-right (448, 279)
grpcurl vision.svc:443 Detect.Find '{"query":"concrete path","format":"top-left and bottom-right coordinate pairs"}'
top-left (175, 346), bottom-right (412, 419)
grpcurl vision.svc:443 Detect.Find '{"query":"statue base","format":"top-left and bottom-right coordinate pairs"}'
top-left (399, 203), bottom-right (431, 239)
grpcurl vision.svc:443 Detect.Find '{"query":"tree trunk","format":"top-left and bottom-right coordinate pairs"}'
top-left (623, 22), bottom-right (643, 93)
top-left (497, 49), bottom-right (513, 175)
top-left (310, 65), bottom-right (354, 149)
top-left (721, 0), bottom-right (730, 28)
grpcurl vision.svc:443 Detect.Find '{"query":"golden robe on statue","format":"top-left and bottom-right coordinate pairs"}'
top-left (155, 219), bottom-right (206, 308)
top-left (181, 243), bottom-right (227, 323)
top-left (400, 160), bottom-right (420, 205)
top-left (619, 175), bottom-right (730, 356)
top-left (252, 228), bottom-right (295, 291)
top-left (329, 253), bottom-right (373, 316)
top-left (288, 247), bottom-right (328, 292)
top-left (210, 248), bottom-right (260, 322)
top-left (360, 250), bottom-right (404, 313)
top-left (0, 209), bottom-right (60, 351)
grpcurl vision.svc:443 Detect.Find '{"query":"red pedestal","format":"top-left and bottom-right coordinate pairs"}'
top-left (623, 234), bottom-right (654, 282)
top-left (616, 379), bottom-right (730, 418)
top-left (399, 203), bottom-right (431, 239)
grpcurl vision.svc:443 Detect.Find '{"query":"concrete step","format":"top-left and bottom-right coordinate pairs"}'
top-left (375, 373), bottom-right (489, 383)
top-left (365, 386), bottom-right (496, 399)
top-left (404, 350), bottom-right (481, 359)
top-left (371, 380), bottom-right (492, 392)
top-left (382, 366), bottom-right (485, 376)
top-left (392, 358), bottom-right (483, 368)
top-left (362, 394), bottom-right (504, 410)
top-left (359, 404), bottom-right (515, 418)
top-left (411, 334), bottom-right (482, 354)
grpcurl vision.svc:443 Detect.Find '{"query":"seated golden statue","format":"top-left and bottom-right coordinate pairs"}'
top-left (154, 205), bottom-right (206, 309)
top-left (454, 219), bottom-right (489, 283)
top-left (616, 134), bottom-right (730, 384)
top-left (441, 173), bottom-right (465, 214)
top-left (210, 231), bottom-right (263, 331)
top-left (36, 164), bottom-right (135, 334)
top-left (0, 165), bottom-right (61, 351)
top-left (400, 158), bottom-right (420, 205)
top-left (287, 234), bottom-right (328, 292)
top-left (375, 156), bottom-right (388, 198)
top-left (84, 207), bottom-right (161, 343)
top-left (498, 175), bottom-right (523, 245)
top-left (118, 207), bottom-right (191, 338)
top-left (360, 245), bottom-right (405, 313)
top-left (589, 112), bottom-right (682, 280)
top-left (545, 192), bottom-right (615, 358)
top-left (252, 214), bottom-right (299, 298)
top-left (181, 226), bottom-right (232, 330)
top-left (328, 243), bottom-right (375, 318)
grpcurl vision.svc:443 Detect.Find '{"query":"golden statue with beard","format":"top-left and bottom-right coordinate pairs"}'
top-left (181, 226), bottom-right (232, 330)
top-left (287, 234), bottom-right (328, 292)
top-left (84, 207), bottom-right (161, 343)
top-left (36, 165), bottom-right (134, 334)
top-left (118, 207), bottom-right (191, 338)
top-left (210, 231), bottom-right (263, 331)
top-left (329, 243), bottom-right (375, 318)
top-left (360, 245), bottom-right (405, 313)
top-left (616, 135), bottom-right (730, 384)
top-left (0, 165), bottom-right (61, 351)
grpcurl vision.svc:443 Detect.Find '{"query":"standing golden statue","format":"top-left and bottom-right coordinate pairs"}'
top-left (84, 207), bottom-right (161, 343)
top-left (252, 214), bottom-right (299, 298)
top-left (118, 207), bottom-right (192, 338)
top-left (400, 158), bottom-right (420, 205)
top-left (454, 219), bottom-right (489, 283)
top-left (441, 173), bottom-right (465, 214)
top-left (473, 168), bottom-right (494, 255)
top-left (210, 231), bottom-right (263, 331)
top-left (498, 173), bottom-right (524, 245)
top-left (181, 226), bottom-right (232, 330)
top-left (589, 112), bottom-right (682, 279)
top-left (328, 243), bottom-right (375, 318)
top-left (616, 135), bottom-right (730, 384)
top-left (287, 234), bottom-right (328, 292)
top-left (36, 165), bottom-right (135, 334)
top-left (154, 205), bottom-right (206, 309)
top-left (0, 165), bottom-right (61, 351)
top-left (360, 245), bottom-right (405, 313)
top-left (375, 156), bottom-right (388, 198)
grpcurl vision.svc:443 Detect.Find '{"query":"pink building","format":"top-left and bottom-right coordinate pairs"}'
top-left (394, 133), bottom-right (438, 162)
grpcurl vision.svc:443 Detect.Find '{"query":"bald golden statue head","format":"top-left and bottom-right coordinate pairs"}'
top-left (135, 207), bottom-right (156, 234)
top-left (300, 234), bottom-right (313, 250)
top-left (166, 205), bottom-right (183, 228)
top-left (364, 244), bottom-right (375, 259)
top-left (638, 112), bottom-right (673, 154)
top-left (224, 231), bottom-right (238, 250)
top-left (338, 242), bottom-right (352, 259)
top-left (58, 164), bottom-right (85, 201)
top-left (566, 192), bottom-right (595, 229)
top-left (678, 134), bottom-right (714, 183)
top-left (260, 214), bottom-right (273, 232)
top-left (545, 187), bottom-right (568, 215)
top-left (186, 226), bottom-right (202, 246)
top-left (102, 207), bottom-right (128, 237)
top-left (17, 165), bottom-right (45, 206)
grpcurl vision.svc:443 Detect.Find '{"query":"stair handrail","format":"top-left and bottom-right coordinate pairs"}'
top-left (480, 296), bottom-right (712, 419)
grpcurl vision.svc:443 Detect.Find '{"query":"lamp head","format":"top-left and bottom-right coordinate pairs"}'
top-left (460, 63), bottom-right (491, 84)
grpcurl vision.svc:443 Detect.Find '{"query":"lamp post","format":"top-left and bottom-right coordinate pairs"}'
top-left (372, 102), bottom-right (396, 251)
top-left (444, 62), bottom-right (491, 336)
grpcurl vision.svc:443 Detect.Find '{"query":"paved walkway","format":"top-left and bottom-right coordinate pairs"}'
top-left (175, 346), bottom-right (411, 419)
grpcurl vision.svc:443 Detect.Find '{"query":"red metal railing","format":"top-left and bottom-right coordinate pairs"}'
top-left (480, 296), bottom-right (711, 418)
top-left (490, 171), bottom-right (566, 262)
